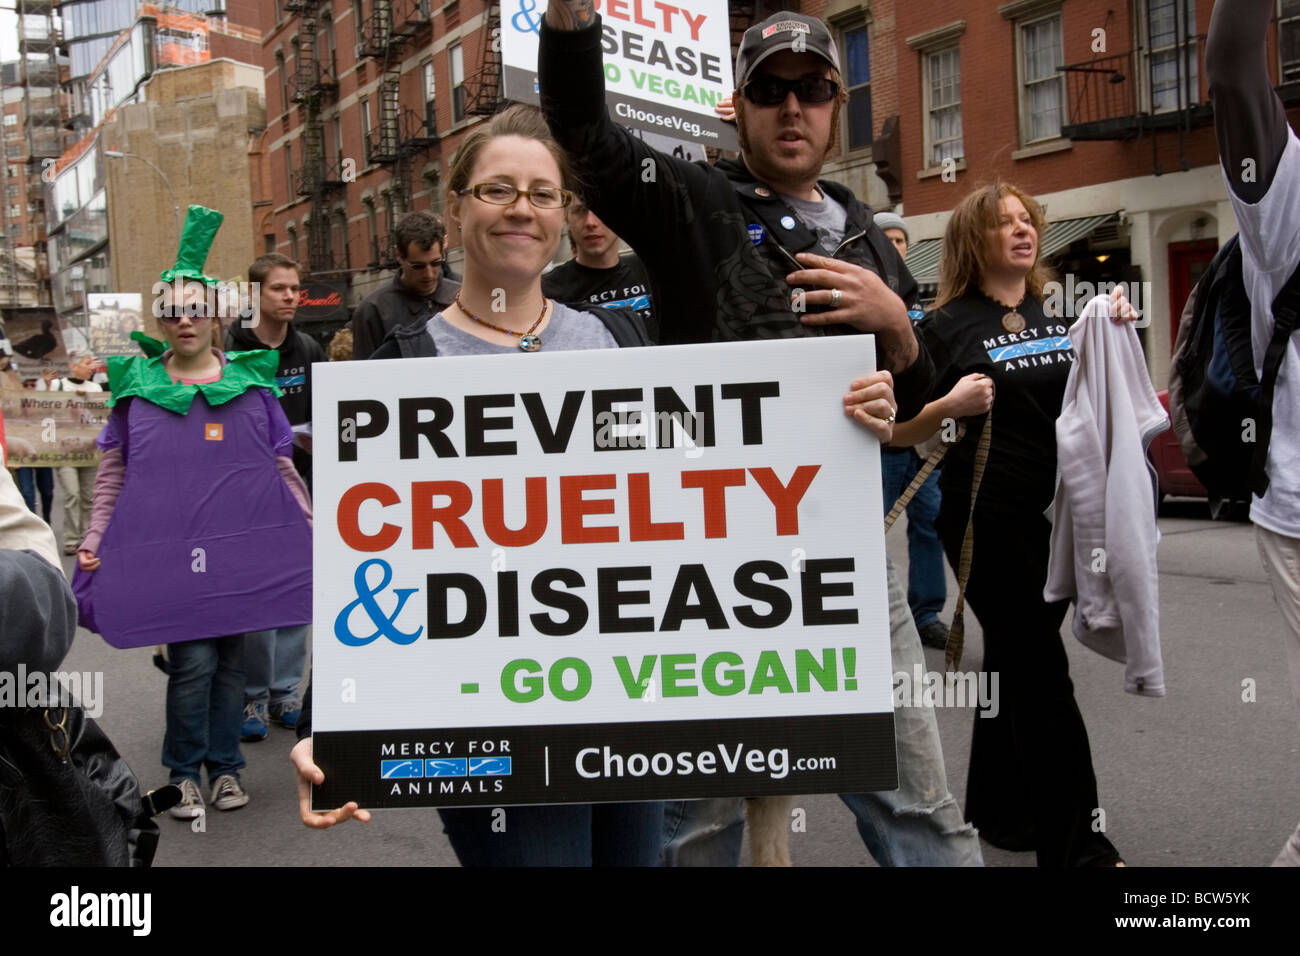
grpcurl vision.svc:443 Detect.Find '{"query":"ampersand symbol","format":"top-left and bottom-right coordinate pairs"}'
top-left (512, 0), bottom-right (542, 34)
top-left (334, 559), bottom-right (424, 646)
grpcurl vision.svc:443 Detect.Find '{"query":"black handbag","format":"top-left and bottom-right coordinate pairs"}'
top-left (0, 702), bottom-right (176, 867)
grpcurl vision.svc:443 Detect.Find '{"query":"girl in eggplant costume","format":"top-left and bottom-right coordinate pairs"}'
top-left (74, 206), bottom-right (312, 819)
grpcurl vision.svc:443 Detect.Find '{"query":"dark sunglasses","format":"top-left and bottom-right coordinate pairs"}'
top-left (159, 307), bottom-right (213, 324)
top-left (742, 76), bottom-right (840, 107)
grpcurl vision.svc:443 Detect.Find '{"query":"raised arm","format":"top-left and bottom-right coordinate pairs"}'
top-left (537, 15), bottom-right (712, 313)
top-left (1207, 0), bottom-right (1289, 204)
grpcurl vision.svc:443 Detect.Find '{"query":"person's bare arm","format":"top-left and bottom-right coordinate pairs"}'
top-left (889, 373), bottom-right (994, 448)
top-left (545, 0), bottom-right (596, 30)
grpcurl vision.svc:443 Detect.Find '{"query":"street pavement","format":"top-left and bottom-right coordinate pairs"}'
top-left (54, 497), bottom-right (1299, 867)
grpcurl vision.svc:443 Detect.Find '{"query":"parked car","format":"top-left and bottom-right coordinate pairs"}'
top-left (1147, 389), bottom-right (1249, 519)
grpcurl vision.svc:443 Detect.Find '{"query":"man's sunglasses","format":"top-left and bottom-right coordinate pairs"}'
top-left (741, 76), bottom-right (840, 107)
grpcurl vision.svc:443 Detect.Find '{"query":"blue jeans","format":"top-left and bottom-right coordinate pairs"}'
top-left (243, 625), bottom-right (308, 710)
top-left (661, 559), bottom-right (983, 867)
top-left (16, 467), bottom-right (54, 521)
top-left (881, 449), bottom-right (946, 628)
top-left (438, 801), bottom-right (665, 866)
top-left (163, 635), bottom-right (247, 785)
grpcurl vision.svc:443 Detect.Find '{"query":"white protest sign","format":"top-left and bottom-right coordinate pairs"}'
top-left (311, 337), bottom-right (894, 808)
top-left (501, 0), bottom-right (738, 150)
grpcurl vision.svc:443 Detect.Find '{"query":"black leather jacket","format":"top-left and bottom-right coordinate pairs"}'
top-left (539, 16), bottom-right (934, 419)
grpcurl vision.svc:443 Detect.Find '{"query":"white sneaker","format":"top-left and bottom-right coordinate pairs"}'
top-left (210, 773), bottom-right (249, 811)
top-left (168, 778), bottom-right (205, 820)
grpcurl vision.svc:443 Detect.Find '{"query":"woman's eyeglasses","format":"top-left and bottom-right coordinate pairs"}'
top-left (741, 76), bottom-right (840, 107)
top-left (458, 182), bottom-right (574, 209)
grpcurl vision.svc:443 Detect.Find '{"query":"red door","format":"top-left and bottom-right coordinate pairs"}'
top-left (1168, 239), bottom-right (1219, 349)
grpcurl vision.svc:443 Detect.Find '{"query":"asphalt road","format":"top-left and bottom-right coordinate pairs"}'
top-left (52, 497), bottom-right (1299, 867)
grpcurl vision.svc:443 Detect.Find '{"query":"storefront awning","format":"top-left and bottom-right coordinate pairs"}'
top-left (904, 212), bottom-right (1119, 286)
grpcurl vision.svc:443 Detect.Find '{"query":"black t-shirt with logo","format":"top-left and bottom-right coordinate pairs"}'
top-left (542, 253), bottom-right (658, 343)
top-left (918, 290), bottom-right (1075, 513)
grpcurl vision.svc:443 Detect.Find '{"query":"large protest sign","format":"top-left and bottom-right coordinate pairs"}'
top-left (502, 0), bottom-right (738, 151)
top-left (0, 388), bottom-right (108, 468)
top-left (311, 338), bottom-right (896, 809)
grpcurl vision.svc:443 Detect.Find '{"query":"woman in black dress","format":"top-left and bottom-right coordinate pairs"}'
top-left (894, 182), bottom-right (1135, 866)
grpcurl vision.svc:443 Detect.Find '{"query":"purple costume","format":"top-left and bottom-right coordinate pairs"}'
top-left (73, 376), bottom-right (311, 649)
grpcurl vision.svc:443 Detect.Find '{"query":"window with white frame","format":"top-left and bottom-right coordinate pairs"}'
top-left (276, 51), bottom-right (288, 114)
top-left (361, 98), bottom-right (371, 161)
top-left (450, 44), bottom-right (465, 123)
top-left (1019, 12), bottom-right (1064, 142)
top-left (926, 46), bottom-right (963, 166)
top-left (1280, 0), bottom-right (1300, 83)
top-left (423, 59), bottom-right (437, 133)
top-left (1145, 0), bottom-right (1198, 112)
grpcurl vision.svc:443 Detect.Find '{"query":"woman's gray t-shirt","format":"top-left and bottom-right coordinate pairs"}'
top-left (424, 301), bottom-right (618, 354)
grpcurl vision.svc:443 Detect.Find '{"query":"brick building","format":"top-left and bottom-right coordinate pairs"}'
top-left (45, 2), bottom-right (264, 325)
top-left (890, 0), bottom-right (1300, 386)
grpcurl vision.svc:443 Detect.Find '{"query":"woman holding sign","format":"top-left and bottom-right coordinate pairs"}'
top-left (292, 105), bottom-right (901, 864)
top-left (892, 183), bottom-right (1138, 867)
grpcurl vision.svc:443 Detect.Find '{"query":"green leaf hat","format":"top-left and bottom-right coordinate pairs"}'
top-left (159, 204), bottom-right (224, 285)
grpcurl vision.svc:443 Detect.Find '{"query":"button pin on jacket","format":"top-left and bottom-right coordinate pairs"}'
top-left (755, 186), bottom-right (771, 197)
top-left (747, 224), bottom-right (765, 245)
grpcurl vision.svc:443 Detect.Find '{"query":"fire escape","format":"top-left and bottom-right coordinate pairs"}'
top-left (462, 3), bottom-right (503, 118)
top-left (1057, 4), bottom-right (1218, 175)
top-left (286, 0), bottom-right (343, 274)
top-left (356, 0), bottom-right (438, 264)
top-left (17, 0), bottom-right (63, 305)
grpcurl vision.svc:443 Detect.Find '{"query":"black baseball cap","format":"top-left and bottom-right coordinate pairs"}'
top-left (735, 12), bottom-right (841, 91)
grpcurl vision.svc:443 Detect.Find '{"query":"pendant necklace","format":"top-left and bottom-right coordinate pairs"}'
top-left (456, 293), bottom-right (548, 352)
top-left (985, 288), bottom-right (1027, 333)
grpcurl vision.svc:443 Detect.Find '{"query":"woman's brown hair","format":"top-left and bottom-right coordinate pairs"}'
top-left (932, 182), bottom-right (1055, 311)
top-left (446, 104), bottom-right (577, 199)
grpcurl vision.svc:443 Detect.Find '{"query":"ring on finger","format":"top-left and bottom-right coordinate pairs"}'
top-left (885, 408), bottom-right (896, 424)
top-left (830, 288), bottom-right (843, 308)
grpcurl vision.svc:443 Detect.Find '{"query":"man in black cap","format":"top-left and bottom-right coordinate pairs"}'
top-left (539, 6), bottom-right (982, 865)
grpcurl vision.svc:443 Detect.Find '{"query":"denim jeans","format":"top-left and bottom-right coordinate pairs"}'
top-left (16, 467), bottom-right (54, 522)
top-left (661, 559), bottom-right (983, 866)
top-left (881, 449), bottom-right (946, 628)
top-left (438, 801), bottom-right (665, 866)
top-left (243, 625), bottom-right (309, 710)
top-left (163, 635), bottom-right (246, 785)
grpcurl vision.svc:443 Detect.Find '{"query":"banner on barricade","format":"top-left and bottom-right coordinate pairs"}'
top-left (0, 388), bottom-right (108, 467)
top-left (311, 337), bottom-right (894, 809)
top-left (501, 0), bottom-right (738, 151)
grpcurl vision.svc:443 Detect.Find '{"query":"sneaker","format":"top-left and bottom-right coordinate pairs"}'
top-left (210, 774), bottom-right (249, 811)
top-left (270, 703), bottom-right (300, 730)
top-left (918, 620), bottom-right (949, 650)
top-left (168, 778), bottom-right (205, 820)
top-left (240, 702), bottom-right (268, 742)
